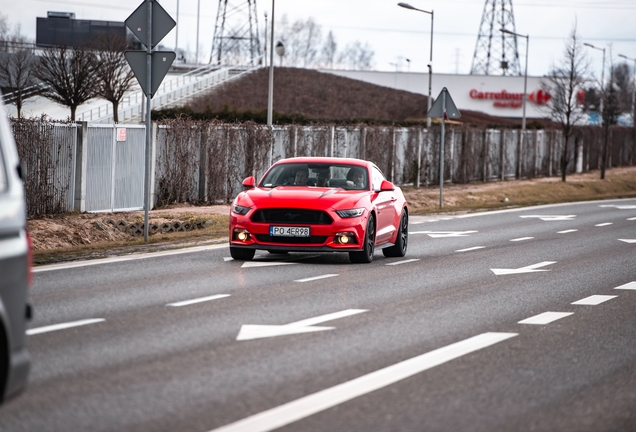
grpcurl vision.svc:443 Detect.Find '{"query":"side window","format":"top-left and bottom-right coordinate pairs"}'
top-left (371, 167), bottom-right (385, 191)
top-left (0, 143), bottom-right (7, 193)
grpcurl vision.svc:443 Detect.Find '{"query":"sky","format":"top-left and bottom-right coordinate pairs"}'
top-left (2, 0), bottom-right (635, 81)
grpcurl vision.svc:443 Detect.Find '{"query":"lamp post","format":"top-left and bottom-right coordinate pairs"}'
top-left (584, 42), bottom-right (606, 119)
top-left (397, 2), bottom-right (433, 128)
top-left (195, 0), bottom-right (200, 65)
top-left (263, 11), bottom-right (268, 67)
top-left (501, 28), bottom-right (528, 179)
top-left (267, 0), bottom-right (275, 166)
top-left (618, 54), bottom-right (636, 128)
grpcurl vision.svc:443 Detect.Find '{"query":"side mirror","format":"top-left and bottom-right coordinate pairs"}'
top-left (380, 180), bottom-right (395, 192)
top-left (242, 176), bottom-right (255, 189)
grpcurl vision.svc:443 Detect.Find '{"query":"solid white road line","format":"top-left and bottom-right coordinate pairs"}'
top-left (455, 246), bottom-right (486, 252)
top-left (510, 237), bottom-right (534, 242)
top-left (294, 274), bottom-right (339, 283)
top-left (518, 312), bottom-right (573, 325)
top-left (34, 244), bottom-right (229, 272)
top-left (166, 294), bottom-right (230, 307)
top-left (27, 318), bottom-right (105, 335)
top-left (571, 295), bottom-right (617, 306)
top-left (615, 281), bottom-right (636, 290)
top-left (209, 332), bottom-right (517, 432)
top-left (557, 229), bottom-right (578, 234)
top-left (595, 223), bottom-right (613, 227)
top-left (385, 259), bottom-right (420, 266)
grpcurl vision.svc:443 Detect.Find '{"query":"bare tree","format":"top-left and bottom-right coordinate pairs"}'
top-left (321, 31), bottom-right (337, 69)
top-left (94, 36), bottom-right (135, 123)
top-left (337, 41), bottom-right (375, 71)
top-left (600, 56), bottom-right (621, 179)
top-left (541, 25), bottom-right (588, 182)
top-left (34, 45), bottom-right (98, 121)
top-left (0, 22), bottom-right (36, 117)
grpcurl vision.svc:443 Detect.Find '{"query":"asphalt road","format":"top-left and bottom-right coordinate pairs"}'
top-left (2, 198), bottom-right (636, 432)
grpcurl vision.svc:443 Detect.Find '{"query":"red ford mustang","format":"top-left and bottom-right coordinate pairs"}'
top-left (229, 157), bottom-right (408, 263)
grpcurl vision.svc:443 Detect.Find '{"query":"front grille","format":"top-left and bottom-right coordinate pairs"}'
top-left (255, 235), bottom-right (328, 244)
top-left (251, 209), bottom-right (333, 225)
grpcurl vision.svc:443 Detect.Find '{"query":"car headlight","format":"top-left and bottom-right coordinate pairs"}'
top-left (336, 208), bottom-right (365, 218)
top-left (232, 204), bottom-right (250, 215)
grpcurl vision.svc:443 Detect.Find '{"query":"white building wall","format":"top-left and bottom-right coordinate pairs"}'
top-left (320, 70), bottom-right (548, 119)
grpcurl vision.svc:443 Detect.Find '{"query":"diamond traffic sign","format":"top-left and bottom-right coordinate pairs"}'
top-left (124, 50), bottom-right (176, 97)
top-left (125, 1), bottom-right (176, 49)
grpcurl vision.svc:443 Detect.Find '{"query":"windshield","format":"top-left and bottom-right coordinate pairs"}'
top-left (259, 163), bottom-right (369, 190)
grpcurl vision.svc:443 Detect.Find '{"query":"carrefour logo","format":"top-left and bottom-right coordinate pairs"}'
top-left (469, 89), bottom-right (551, 108)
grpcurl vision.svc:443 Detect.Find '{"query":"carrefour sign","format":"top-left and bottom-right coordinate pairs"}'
top-left (469, 89), bottom-right (551, 108)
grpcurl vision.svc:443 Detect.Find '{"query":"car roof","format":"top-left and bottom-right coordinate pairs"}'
top-left (273, 157), bottom-right (369, 167)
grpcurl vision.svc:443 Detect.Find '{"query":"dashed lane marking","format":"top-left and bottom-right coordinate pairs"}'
top-left (519, 215), bottom-right (576, 221)
top-left (386, 259), bottom-right (420, 266)
top-left (510, 237), bottom-right (534, 242)
top-left (209, 332), bottom-right (517, 432)
top-left (618, 239), bottom-right (636, 244)
top-left (518, 312), bottom-right (573, 325)
top-left (455, 246), bottom-right (486, 252)
top-left (295, 274), bottom-right (339, 283)
top-left (615, 281), bottom-right (636, 290)
top-left (27, 318), bottom-right (105, 336)
top-left (595, 223), bottom-right (613, 227)
top-left (571, 295), bottom-right (617, 305)
top-left (558, 229), bottom-right (578, 234)
top-left (628, 217), bottom-right (636, 221)
top-left (167, 294), bottom-right (230, 307)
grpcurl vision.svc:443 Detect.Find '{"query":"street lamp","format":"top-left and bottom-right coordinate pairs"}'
top-left (263, 11), bottom-right (268, 68)
top-left (275, 41), bottom-right (285, 66)
top-left (500, 29), bottom-right (528, 131)
top-left (397, 2), bottom-right (433, 128)
top-left (618, 54), bottom-right (636, 128)
top-left (584, 42), bottom-right (606, 118)
top-left (267, 0), bottom-right (275, 128)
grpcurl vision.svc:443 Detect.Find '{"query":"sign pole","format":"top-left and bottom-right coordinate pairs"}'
top-left (439, 91), bottom-right (446, 209)
top-left (143, 0), bottom-right (153, 242)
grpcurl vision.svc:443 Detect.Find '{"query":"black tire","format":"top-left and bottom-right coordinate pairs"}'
top-left (383, 210), bottom-right (408, 258)
top-left (349, 215), bottom-right (375, 264)
top-left (230, 247), bottom-right (255, 261)
top-left (267, 250), bottom-right (289, 255)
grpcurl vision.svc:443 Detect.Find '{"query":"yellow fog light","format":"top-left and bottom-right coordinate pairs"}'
top-left (340, 234), bottom-right (350, 244)
top-left (237, 232), bottom-right (248, 241)
top-left (336, 232), bottom-right (355, 244)
top-left (234, 229), bottom-right (250, 241)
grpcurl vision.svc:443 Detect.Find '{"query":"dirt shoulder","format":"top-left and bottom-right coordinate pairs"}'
top-left (30, 167), bottom-right (636, 265)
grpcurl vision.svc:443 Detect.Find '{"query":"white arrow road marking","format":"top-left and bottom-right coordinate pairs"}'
top-left (409, 230), bottom-right (477, 238)
top-left (27, 318), bottom-right (105, 336)
top-left (210, 332), bottom-right (517, 432)
top-left (599, 204), bottom-right (636, 209)
top-left (572, 295), bottom-right (617, 306)
top-left (167, 294), bottom-right (230, 307)
top-left (519, 215), bottom-right (576, 221)
top-left (295, 274), bottom-right (339, 283)
top-left (618, 239), bottom-right (636, 244)
top-left (236, 309), bottom-right (368, 341)
top-left (518, 312), bottom-right (573, 325)
top-left (456, 246), bottom-right (486, 252)
top-left (241, 261), bottom-right (298, 268)
top-left (595, 222), bottom-right (613, 227)
top-left (558, 229), bottom-right (578, 234)
top-left (510, 237), bottom-right (534, 242)
top-left (491, 261), bottom-right (556, 275)
top-left (615, 281), bottom-right (636, 290)
top-left (386, 259), bottom-right (420, 266)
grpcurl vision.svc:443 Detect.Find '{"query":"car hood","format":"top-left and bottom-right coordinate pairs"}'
top-left (237, 186), bottom-right (369, 211)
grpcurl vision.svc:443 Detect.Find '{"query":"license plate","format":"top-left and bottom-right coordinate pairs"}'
top-left (270, 226), bottom-right (310, 237)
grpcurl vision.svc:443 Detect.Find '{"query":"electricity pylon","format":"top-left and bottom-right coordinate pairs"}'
top-left (470, 0), bottom-right (521, 76)
top-left (210, 0), bottom-right (261, 66)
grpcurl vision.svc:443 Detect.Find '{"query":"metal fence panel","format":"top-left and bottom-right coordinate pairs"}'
top-left (113, 126), bottom-right (145, 211)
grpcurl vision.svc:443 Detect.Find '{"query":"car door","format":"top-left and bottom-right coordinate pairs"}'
top-left (370, 166), bottom-right (398, 244)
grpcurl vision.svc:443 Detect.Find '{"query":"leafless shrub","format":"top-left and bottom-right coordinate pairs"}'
top-left (11, 116), bottom-right (72, 217)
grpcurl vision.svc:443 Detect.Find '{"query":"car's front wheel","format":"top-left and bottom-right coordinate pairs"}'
top-left (349, 215), bottom-right (375, 263)
top-left (383, 210), bottom-right (408, 258)
top-left (230, 247), bottom-right (255, 261)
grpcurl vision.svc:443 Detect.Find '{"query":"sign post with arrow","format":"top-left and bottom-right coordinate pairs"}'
top-left (427, 87), bottom-right (460, 209)
top-left (125, 0), bottom-right (176, 242)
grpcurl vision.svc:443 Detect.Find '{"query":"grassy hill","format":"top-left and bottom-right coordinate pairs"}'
top-left (163, 67), bottom-right (538, 128)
